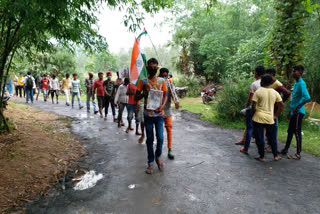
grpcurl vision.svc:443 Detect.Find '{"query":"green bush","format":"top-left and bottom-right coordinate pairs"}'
top-left (173, 74), bottom-right (204, 97)
top-left (216, 77), bottom-right (253, 121)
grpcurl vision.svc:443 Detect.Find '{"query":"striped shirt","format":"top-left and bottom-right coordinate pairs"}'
top-left (71, 79), bottom-right (81, 93)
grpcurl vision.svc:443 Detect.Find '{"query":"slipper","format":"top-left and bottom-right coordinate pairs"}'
top-left (279, 149), bottom-right (287, 155)
top-left (273, 156), bottom-right (281, 161)
top-left (240, 147), bottom-right (248, 154)
top-left (125, 129), bottom-right (130, 133)
top-left (265, 146), bottom-right (272, 153)
top-left (145, 165), bottom-right (153, 174)
top-left (136, 132), bottom-right (142, 136)
top-left (255, 157), bottom-right (265, 162)
top-left (235, 141), bottom-right (244, 145)
top-left (292, 154), bottom-right (301, 160)
top-left (138, 136), bottom-right (144, 144)
top-left (129, 127), bottom-right (134, 131)
top-left (156, 159), bottom-right (164, 171)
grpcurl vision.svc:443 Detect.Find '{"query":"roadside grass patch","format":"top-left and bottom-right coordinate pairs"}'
top-left (179, 97), bottom-right (320, 156)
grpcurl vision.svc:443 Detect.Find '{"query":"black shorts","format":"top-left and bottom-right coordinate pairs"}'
top-left (97, 96), bottom-right (104, 108)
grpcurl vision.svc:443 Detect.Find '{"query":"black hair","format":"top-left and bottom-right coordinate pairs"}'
top-left (73, 73), bottom-right (77, 77)
top-left (159, 68), bottom-right (169, 74)
top-left (98, 72), bottom-right (103, 76)
top-left (293, 65), bottom-right (304, 73)
top-left (66, 73), bottom-right (70, 78)
top-left (147, 58), bottom-right (158, 66)
top-left (52, 74), bottom-right (56, 78)
top-left (266, 68), bottom-right (276, 77)
top-left (254, 65), bottom-right (265, 77)
top-left (27, 71), bottom-right (31, 75)
top-left (260, 74), bottom-right (273, 87)
top-left (124, 77), bottom-right (130, 84)
top-left (169, 73), bottom-right (173, 78)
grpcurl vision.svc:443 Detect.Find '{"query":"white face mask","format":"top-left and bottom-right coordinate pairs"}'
top-left (107, 76), bottom-right (112, 80)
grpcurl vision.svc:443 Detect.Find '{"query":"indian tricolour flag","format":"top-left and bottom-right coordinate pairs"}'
top-left (130, 30), bottom-right (148, 85)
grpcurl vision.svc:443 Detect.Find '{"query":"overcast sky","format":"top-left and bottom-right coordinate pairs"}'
top-left (96, 7), bottom-right (174, 54)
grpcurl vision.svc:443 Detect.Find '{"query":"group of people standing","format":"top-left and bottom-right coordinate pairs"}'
top-left (235, 65), bottom-right (310, 161)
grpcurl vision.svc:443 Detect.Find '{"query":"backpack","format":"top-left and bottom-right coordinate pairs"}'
top-left (26, 77), bottom-right (33, 89)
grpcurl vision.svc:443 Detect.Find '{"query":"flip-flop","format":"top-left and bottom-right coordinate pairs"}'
top-left (255, 157), bottom-right (265, 162)
top-left (145, 165), bottom-right (153, 174)
top-left (240, 147), bottom-right (248, 154)
top-left (292, 154), bottom-right (301, 160)
top-left (156, 160), bottom-right (164, 171)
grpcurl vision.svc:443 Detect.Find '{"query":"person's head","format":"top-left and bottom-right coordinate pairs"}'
top-left (98, 72), bottom-right (103, 80)
top-left (159, 68), bottom-right (169, 79)
top-left (106, 72), bottom-right (112, 80)
top-left (146, 58), bottom-right (159, 77)
top-left (52, 74), bottom-right (56, 79)
top-left (169, 74), bottom-right (173, 79)
top-left (73, 73), bottom-right (77, 79)
top-left (66, 73), bottom-right (70, 78)
top-left (124, 77), bottom-right (130, 85)
top-left (43, 74), bottom-right (47, 79)
top-left (27, 71), bottom-right (31, 76)
top-left (292, 65), bottom-right (304, 79)
top-left (88, 72), bottom-right (93, 78)
top-left (260, 74), bottom-right (273, 87)
top-left (266, 67), bottom-right (276, 77)
top-left (254, 65), bottom-right (265, 79)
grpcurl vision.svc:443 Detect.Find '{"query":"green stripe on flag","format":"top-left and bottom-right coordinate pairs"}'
top-left (137, 30), bottom-right (148, 39)
top-left (135, 53), bottom-right (148, 86)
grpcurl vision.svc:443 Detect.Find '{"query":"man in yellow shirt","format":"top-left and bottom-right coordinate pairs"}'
top-left (251, 74), bottom-right (284, 162)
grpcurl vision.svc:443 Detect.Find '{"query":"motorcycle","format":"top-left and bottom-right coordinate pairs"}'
top-left (201, 87), bottom-right (216, 104)
top-left (175, 87), bottom-right (188, 98)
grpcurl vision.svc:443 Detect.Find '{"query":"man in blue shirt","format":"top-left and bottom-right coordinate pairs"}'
top-left (280, 65), bottom-right (310, 159)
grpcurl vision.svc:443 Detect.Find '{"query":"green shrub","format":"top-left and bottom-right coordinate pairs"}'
top-left (173, 74), bottom-right (204, 97)
top-left (216, 77), bottom-right (253, 121)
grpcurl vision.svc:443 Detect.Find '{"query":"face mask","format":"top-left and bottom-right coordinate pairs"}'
top-left (107, 76), bottom-right (112, 80)
top-left (147, 67), bottom-right (157, 77)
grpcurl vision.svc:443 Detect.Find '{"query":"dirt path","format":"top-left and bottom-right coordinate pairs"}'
top-left (9, 98), bottom-right (320, 214)
top-left (0, 102), bottom-right (84, 213)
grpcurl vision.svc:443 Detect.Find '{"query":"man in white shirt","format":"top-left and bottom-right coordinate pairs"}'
top-left (115, 78), bottom-right (129, 128)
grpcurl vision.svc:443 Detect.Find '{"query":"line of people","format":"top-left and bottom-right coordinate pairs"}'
top-left (235, 65), bottom-right (310, 161)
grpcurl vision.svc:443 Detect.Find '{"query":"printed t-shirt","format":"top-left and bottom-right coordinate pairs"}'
top-left (137, 77), bottom-right (167, 117)
top-left (42, 79), bottom-right (49, 90)
top-left (93, 80), bottom-right (104, 97)
top-left (252, 87), bottom-right (282, 125)
top-left (103, 80), bottom-right (115, 96)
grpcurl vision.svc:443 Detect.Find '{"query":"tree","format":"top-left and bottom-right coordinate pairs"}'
top-left (0, 0), bottom-right (173, 131)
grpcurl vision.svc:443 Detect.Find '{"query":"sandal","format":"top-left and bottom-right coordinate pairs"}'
top-left (273, 156), bottom-right (281, 161)
top-left (255, 157), bottom-right (265, 162)
top-left (279, 149), bottom-right (287, 155)
top-left (156, 159), bottom-right (164, 171)
top-left (240, 147), bottom-right (248, 155)
top-left (292, 154), bottom-right (301, 160)
top-left (145, 165), bottom-right (153, 174)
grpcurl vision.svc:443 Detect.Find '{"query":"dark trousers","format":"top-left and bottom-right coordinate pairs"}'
top-left (244, 109), bottom-right (253, 150)
top-left (283, 113), bottom-right (304, 154)
top-left (50, 90), bottom-right (59, 100)
top-left (16, 85), bottom-right (23, 97)
top-left (104, 96), bottom-right (116, 116)
top-left (117, 103), bottom-right (128, 122)
top-left (253, 121), bottom-right (278, 158)
top-left (145, 116), bottom-right (164, 164)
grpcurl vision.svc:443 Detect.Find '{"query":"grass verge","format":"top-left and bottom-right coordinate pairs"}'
top-left (179, 97), bottom-right (320, 156)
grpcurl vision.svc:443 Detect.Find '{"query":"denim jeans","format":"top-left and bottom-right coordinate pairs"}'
top-left (145, 116), bottom-right (164, 164)
top-left (253, 121), bottom-right (277, 158)
top-left (72, 92), bottom-right (82, 108)
top-left (244, 109), bottom-right (253, 150)
top-left (43, 89), bottom-right (49, 99)
top-left (127, 104), bottom-right (137, 124)
top-left (86, 92), bottom-right (98, 112)
top-left (26, 88), bottom-right (34, 102)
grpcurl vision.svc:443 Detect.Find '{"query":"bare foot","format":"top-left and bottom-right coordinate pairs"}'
top-left (136, 131), bottom-right (142, 136)
top-left (138, 135), bottom-right (144, 144)
top-left (125, 128), bottom-right (130, 133)
top-left (100, 115), bottom-right (103, 118)
top-left (129, 127), bottom-right (134, 131)
top-left (273, 156), bottom-right (281, 161)
top-left (104, 117), bottom-right (107, 121)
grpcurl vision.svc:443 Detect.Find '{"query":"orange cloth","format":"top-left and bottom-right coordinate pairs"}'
top-left (164, 116), bottom-right (172, 149)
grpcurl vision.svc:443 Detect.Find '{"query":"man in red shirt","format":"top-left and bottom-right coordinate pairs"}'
top-left (41, 74), bottom-right (50, 102)
top-left (126, 82), bottom-right (141, 134)
top-left (93, 72), bottom-right (105, 118)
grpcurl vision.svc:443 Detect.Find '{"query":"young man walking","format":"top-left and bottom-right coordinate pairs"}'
top-left (252, 74), bottom-right (284, 162)
top-left (71, 73), bottom-right (84, 109)
top-left (24, 71), bottom-right (35, 104)
top-left (103, 72), bottom-right (116, 121)
top-left (62, 73), bottom-right (71, 106)
top-left (49, 74), bottom-right (60, 104)
top-left (115, 78), bottom-right (129, 128)
top-left (239, 65), bottom-right (265, 154)
top-left (159, 68), bottom-right (180, 160)
top-left (85, 72), bottom-right (98, 114)
top-left (41, 74), bottom-right (50, 102)
top-left (126, 81), bottom-right (140, 134)
top-left (280, 65), bottom-right (311, 160)
top-left (35, 74), bottom-right (43, 101)
top-left (93, 72), bottom-right (105, 118)
top-left (135, 58), bottom-right (167, 174)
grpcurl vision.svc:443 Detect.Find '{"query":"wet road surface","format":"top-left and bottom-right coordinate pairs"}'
top-left (12, 98), bottom-right (320, 214)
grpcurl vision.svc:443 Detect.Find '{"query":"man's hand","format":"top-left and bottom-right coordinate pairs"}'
top-left (175, 103), bottom-right (180, 109)
top-left (145, 83), bottom-right (151, 92)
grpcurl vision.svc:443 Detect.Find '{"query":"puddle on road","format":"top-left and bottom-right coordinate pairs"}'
top-left (73, 170), bottom-right (103, 191)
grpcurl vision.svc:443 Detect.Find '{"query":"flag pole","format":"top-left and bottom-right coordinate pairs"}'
top-left (146, 32), bottom-right (162, 65)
